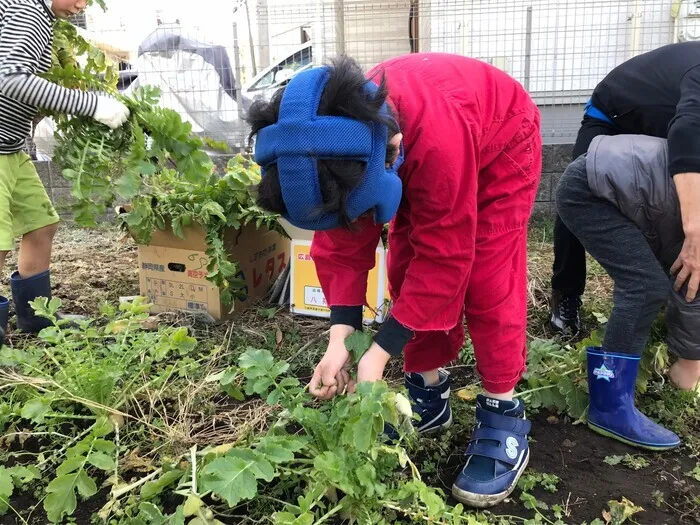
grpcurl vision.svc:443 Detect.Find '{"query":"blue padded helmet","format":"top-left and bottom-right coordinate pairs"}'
top-left (253, 65), bottom-right (404, 231)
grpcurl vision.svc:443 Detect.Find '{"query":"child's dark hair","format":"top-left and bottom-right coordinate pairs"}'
top-left (246, 55), bottom-right (400, 229)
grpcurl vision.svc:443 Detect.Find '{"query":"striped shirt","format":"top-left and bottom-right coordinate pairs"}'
top-left (0, 0), bottom-right (97, 154)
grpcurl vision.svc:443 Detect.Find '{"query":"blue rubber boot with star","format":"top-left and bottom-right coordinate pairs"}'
top-left (586, 347), bottom-right (680, 451)
top-left (452, 395), bottom-right (531, 508)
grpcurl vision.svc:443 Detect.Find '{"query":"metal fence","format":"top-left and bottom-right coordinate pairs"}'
top-left (32, 0), bottom-right (696, 157)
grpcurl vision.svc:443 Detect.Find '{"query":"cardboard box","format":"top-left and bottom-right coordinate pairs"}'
top-left (135, 223), bottom-right (290, 322)
top-left (280, 219), bottom-right (390, 324)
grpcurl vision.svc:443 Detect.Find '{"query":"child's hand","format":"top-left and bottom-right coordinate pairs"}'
top-left (353, 343), bottom-right (391, 389)
top-left (309, 325), bottom-right (354, 400)
top-left (93, 96), bottom-right (130, 129)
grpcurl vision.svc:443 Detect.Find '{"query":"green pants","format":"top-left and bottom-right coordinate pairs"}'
top-left (0, 152), bottom-right (59, 251)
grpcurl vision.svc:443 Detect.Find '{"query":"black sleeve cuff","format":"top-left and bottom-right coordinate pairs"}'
top-left (374, 317), bottom-right (414, 357)
top-left (330, 306), bottom-right (363, 330)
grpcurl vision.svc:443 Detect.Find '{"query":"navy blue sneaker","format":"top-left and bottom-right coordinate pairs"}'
top-left (452, 395), bottom-right (531, 508)
top-left (405, 370), bottom-right (453, 434)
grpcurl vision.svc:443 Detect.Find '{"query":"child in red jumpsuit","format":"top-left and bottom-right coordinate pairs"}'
top-left (249, 53), bottom-right (541, 507)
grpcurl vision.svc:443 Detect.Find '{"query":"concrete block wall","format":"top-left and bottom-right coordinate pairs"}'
top-left (34, 160), bottom-right (75, 212)
top-left (534, 143), bottom-right (574, 217)
top-left (36, 145), bottom-right (574, 217)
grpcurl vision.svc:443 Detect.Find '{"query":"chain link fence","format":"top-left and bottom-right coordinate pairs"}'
top-left (32, 0), bottom-right (696, 158)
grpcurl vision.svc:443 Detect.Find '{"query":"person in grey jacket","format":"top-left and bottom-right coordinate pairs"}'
top-left (556, 134), bottom-right (699, 451)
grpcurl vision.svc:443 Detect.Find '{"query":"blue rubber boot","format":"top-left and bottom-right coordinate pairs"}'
top-left (10, 270), bottom-right (53, 333)
top-left (452, 395), bottom-right (531, 508)
top-left (0, 295), bottom-right (8, 348)
top-left (587, 347), bottom-right (680, 451)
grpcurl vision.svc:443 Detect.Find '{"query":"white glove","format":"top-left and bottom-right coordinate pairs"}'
top-left (93, 96), bottom-right (130, 129)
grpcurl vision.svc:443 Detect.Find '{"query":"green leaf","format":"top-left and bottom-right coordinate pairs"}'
top-left (21, 397), bottom-right (52, 423)
top-left (606, 454), bottom-right (650, 471)
top-left (9, 465), bottom-right (40, 484)
top-left (257, 436), bottom-right (306, 464)
top-left (313, 451), bottom-right (353, 495)
top-left (227, 449), bottom-right (275, 480)
top-left (272, 512), bottom-right (315, 525)
top-left (249, 376), bottom-right (274, 396)
top-left (92, 435), bottom-right (116, 451)
top-left (170, 504), bottom-right (186, 525)
top-left (141, 469), bottom-right (185, 499)
top-left (171, 216), bottom-right (184, 239)
top-left (75, 470), bottom-right (97, 498)
top-left (219, 368), bottom-right (244, 400)
top-left (239, 349), bottom-right (275, 376)
top-left (87, 451), bottom-right (115, 471)
top-left (520, 491), bottom-right (542, 511)
top-left (170, 327), bottom-right (197, 355)
top-left (199, 453), bottom-right (274, 507)
top-left (257, 307), bottom-right (278, 319)
top-left (44, 475), bottom-right (78, 523)
top-left (138, 161), bottom-right (157, 176)
top-left (687, 465), bottom-right (700, 482)
top-left (605, 497), bottom-right (644, 524)
top-left (529, 384), bottom-right (567, 413)
top-left (418, 484), bottom-right (446, 515)
top-left (0, 467), bottom-right (15, 514)
top-left (558, 377), bottom-right (588, 419)
top-left (56, 456), bottom-right (85, 476)
top-left (604, 455), bottom-right (624, 466)
top-left (115, 171), bottom-right (142, 199)
top-left (183, 494), bottom-right (204, 517)
top-left (200, 201), bottom-right (227, 222)
top-left (345, 331), bottom-right (373, 364)
top-left (356, 463), bottom-right (381, 497)
top-left (352, 415), bottom-right (375, 453)
top-left (136, 502), bottom-right (167, 524)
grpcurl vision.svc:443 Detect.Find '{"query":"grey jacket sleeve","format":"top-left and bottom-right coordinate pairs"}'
top-left (666, 289), bottom-right (700, 360)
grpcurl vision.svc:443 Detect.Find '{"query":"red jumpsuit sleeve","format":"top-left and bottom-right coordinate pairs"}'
top-left (310, 218), bottom-right (383, 307)
top-left (390, 124), bottom-right (480, 332)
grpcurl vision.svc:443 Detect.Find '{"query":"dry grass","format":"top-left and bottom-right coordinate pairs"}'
top-left (2, 221), bottom-right (615, 453)
top-left (0, 224), bottom-right (139, 315)
top-left (526, 220), bottom-right (614, 340)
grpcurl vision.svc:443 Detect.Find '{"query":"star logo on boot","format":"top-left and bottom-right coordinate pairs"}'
top-left (593, 364), bottom-right (615, 382)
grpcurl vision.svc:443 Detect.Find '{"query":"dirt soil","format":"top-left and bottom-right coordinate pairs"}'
top-left (0, 226), bottom-right (139, 338)
top-left (1, 223), bottom-right (699, 525)
top-left (402, 363), bottom-right (699, 525)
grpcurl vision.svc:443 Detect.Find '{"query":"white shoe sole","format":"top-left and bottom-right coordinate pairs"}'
top-left (451, 450), bottom-right (530, 508)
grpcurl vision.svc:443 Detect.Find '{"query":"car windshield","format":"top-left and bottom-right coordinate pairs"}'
top-left (249, 46), bottom-right (312, 92)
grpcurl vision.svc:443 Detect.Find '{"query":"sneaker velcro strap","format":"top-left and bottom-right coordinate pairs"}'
top-left (465, 427), bottom-right (526, 466)
top-left (407, 384), bottom-right (442, 403)
top-left (476, 406), bottom-right (532, 435)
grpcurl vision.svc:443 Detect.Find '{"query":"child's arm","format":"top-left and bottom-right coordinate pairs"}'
top-left (0, 4), bottom-right (110, 120)
top-left (310, 218), bottom-right (383, 320)
top-left (670, 65), bottom-right (700, 301)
